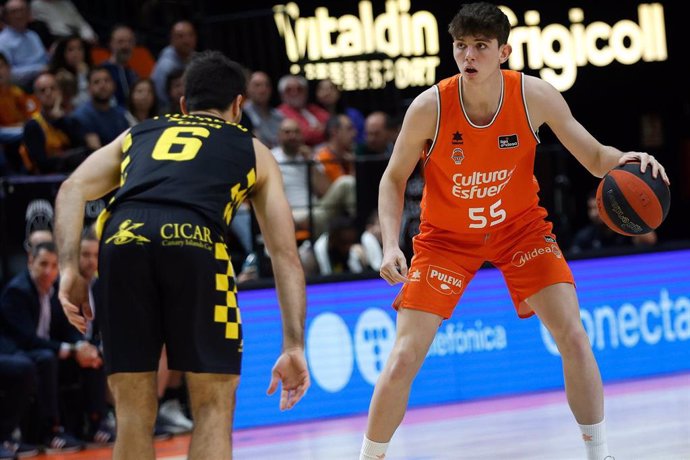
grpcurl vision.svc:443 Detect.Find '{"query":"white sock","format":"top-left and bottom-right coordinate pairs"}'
top-left (359, 435), bottom-right (389, 460)
top-left (579, 419), bottom-right (611, 460)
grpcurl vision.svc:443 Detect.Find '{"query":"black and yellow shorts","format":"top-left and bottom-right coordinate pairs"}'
top-left (97, 204), bottom-right (242, 375)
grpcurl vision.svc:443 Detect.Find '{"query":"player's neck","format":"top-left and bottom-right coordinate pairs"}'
top-left (460, 70), bottom-right (503, 122)
top-left (190, 109), bottom-right (225, 120)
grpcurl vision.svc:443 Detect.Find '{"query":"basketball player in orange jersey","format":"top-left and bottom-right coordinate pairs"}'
top-left (359, 3), bottom-right (669, 460)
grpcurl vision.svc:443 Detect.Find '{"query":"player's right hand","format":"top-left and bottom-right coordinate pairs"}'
top-left (267, 347), bottom-right (310, 411)
top-left (380, 247), bottom-right (409, 285)
top-left (58, 267), bottom-right (92, 334)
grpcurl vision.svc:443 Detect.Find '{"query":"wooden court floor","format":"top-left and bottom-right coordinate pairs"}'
top-left (44, 372), bottom-right (689, 460)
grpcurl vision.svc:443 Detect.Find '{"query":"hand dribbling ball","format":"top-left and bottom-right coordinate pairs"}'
top-left (596, 161), bottom-right (670, 236)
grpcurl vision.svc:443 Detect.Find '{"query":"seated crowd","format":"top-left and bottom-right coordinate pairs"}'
top-left (0, 225), bottom-right (196, 458)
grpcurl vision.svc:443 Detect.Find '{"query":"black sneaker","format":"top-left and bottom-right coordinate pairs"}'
top-left (44, 428), bottom-right (84, 454)
top-left (3, 440), bottom-right (40, 458)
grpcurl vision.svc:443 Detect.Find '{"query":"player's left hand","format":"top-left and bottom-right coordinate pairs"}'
top-left (58, 267), bottom-right (93, 334)
top-left (619, 151), bottom-right (670, 185)
top-left (267, 347), bottom-right (310, 411)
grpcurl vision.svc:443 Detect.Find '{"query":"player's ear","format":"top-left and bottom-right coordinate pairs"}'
top-left (180, 96), bottom-right (189, 115)
top-left (231, 94), bottom-right (243, 121)
top-left (499, 43), bottom-right (512, 64)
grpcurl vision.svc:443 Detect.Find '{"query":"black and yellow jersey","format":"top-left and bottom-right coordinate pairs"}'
top-left (103, 113), bottom-right (256, 235)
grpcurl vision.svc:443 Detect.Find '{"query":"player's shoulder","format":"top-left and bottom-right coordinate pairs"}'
top-left (523, 74), bottom-right (559, 101)
top-left (407, 86), bottom-right (439, 118)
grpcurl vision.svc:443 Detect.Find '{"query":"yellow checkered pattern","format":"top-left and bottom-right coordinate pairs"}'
top-left (213, 242), bottom-right (241, 339)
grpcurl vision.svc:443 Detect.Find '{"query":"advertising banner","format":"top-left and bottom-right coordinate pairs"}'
top-left (235, 249), bottom-right (690, 429)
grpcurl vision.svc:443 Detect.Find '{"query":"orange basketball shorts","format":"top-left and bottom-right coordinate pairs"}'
top-left (393, 209), bottom-right (574, 319)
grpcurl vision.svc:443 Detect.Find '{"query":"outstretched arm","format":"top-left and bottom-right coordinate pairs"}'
top-left (250, 138), bottom-right (310, 410)
top-left (525, 75), bottom-right (669, 184)
top-left (378, 87), bottom-right (438, 285)
top-left (55, 130), bottom-right (126, 332)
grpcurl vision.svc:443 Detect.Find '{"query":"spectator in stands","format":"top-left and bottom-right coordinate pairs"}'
top-left (0, 334), bottom-right (40, 458)
top-left (356, 111), bottom-right (394, 157)
top-left (101, 24), bottom-right (139, 107)
top-left (0, 51), bottom-right (37, 172)
top-left (0, 242), bottom-right (89, 452)
top-left (125, 78), bottom-right (158, 126)
top-left (20, 72), bottom-right (85, 174)
top-left (72, 66), bottom-right (129, 150)
top-left (314, 114), bottom-right (357, 184)
top-left (24, 228), bottom-right (54, 255)
top-left (30, 0), bottom-right (97, 44)
top-left (159, 67), bottom-right (184, 115)
top-left (272, 118), bottom-right (355, 237)
top-left (244, 71), bottom-right (283, 148)
top-left (569, 189), bottom-right (658, 254)
top-left (299, 215), bottom-right (367, 276)
top-left (315, 78), bottom-right (365, 144)
top-left (277, 74), bottom-right (329, 147)
top-left (0, 0), bottom-right (48, 89)
top-left (151, 20), bottom-right (196, 107)
top-left (49, 35), bottom-right (92, 108)
top-left (361, 211), bottom-right (383, 271)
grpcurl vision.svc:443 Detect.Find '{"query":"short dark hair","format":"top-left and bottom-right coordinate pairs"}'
top-left (183, 50), bottom-right (246, 112)
top-left (448, 2), bottom-right (510, 45)
top-left (31, 241), bottom-right (57, 259)
top-left (87, 65), bottom-right (112, 84)
top-left (81, 225), bottom-right (98, 242)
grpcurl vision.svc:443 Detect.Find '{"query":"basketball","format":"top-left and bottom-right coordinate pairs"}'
top-left (596, 161), bottom-right (670, 236)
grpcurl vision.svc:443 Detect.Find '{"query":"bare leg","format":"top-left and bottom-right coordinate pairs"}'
top-left (527, 283), bottom-right (604, 424)
top-left (186, 372), bottom-right (239, 460)
top-left (109, 372), bottom-right (157, 460)
top-left (157, 346), bottom-right (169, 398)
top-left (365, 308), bottom-right (442, 442)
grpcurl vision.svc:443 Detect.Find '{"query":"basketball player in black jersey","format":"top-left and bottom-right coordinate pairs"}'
top-left (53, 51), bottom-right (309, 459)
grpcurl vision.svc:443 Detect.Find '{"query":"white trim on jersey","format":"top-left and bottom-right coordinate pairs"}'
top-left (423, 84), bottom-right (442, 167)
top-left (459, 72), bottom-right (504, 129)
top-left (521, 73), bottom-right (541, 144)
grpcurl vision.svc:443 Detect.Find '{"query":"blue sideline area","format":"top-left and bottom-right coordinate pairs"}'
top-left (235, 249), bottom-right (690, 429)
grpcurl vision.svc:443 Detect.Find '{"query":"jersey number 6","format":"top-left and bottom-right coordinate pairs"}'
top-left (468, 199), bottom-right (506, 229)
top-left (152, 127), bottom-right (211, 161)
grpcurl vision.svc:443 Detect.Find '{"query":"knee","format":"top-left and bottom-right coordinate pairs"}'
top-left (384, 346), bottom-right (422, 383)
top-left (553, 326), bottom-right (592, 357)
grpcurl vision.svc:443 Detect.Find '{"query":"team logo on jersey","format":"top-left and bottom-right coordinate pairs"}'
top-left (451, 148), bottom-right (465, 165)
top-left (426, 265), bottom-right (464, 295)
top-left (452, 131), bottom-right (463, 145)
top-left (105, 220), bottom-right (151, 245)
top-left (511, 244), bottom-right (562, 267)
top-left (409, 269), bottom-right (422, 281)
top-left (498, 134), bottom-right (519, 149)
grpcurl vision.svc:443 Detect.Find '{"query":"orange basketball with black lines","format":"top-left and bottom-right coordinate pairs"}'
top-left (596, 162), bottom-right (670, 236)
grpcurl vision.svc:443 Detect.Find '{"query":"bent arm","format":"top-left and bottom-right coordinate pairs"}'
top-left (55, 130), bottom-right (127, 272)
top-left (250, 139), bottom-right (306, 350)
top-left (526, 76), bottom-right (624, 178)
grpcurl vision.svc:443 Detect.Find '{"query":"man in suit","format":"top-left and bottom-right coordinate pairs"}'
top-left (0, 241), bottom-right (103, 451)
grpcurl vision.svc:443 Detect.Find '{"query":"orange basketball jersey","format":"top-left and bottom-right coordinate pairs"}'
top-left (420, 70), bottom-right (543, 234)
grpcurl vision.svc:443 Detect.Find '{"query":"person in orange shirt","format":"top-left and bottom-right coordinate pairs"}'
top-left (359, 3), bottom-right (669, 460)
top-left (314, 113), bottom-right (356, 184)
top-left (0, 52), bottom-right (37, 172)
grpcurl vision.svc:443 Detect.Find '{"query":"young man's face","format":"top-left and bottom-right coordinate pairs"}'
top-left (452, 35), bottom-right (508, 79)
